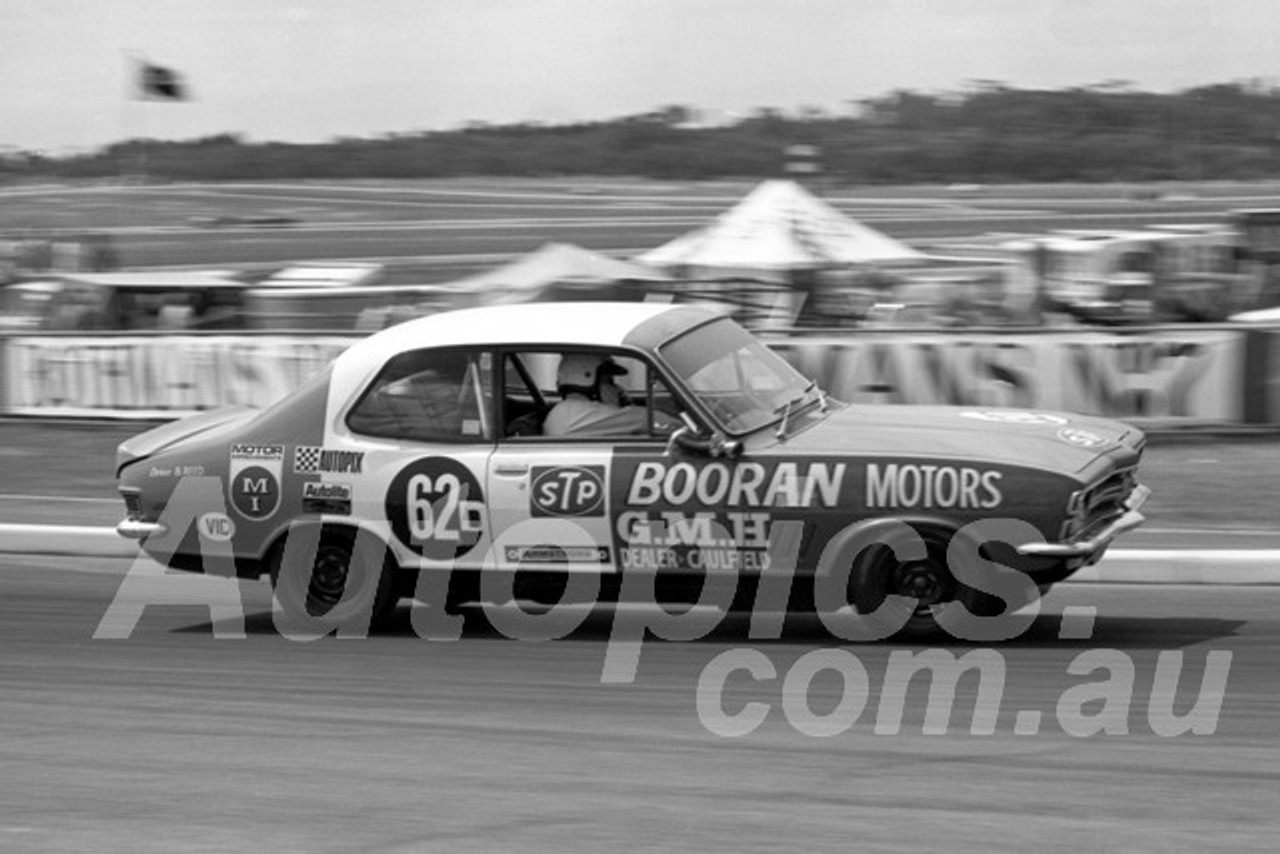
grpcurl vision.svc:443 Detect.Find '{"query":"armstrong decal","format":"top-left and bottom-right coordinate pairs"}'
top-left (228, 444), bottom-right (283, 521)
top-left (505, 545), bottom-right (611, 564)
top-left (865, 463), bottom-right (1003, 510)
top-left (626, 461), bottom-right (846, 508)
top-left (294, 446), bottom-right (365, 475)
top-left (531, 466), bottom-right (605, 517)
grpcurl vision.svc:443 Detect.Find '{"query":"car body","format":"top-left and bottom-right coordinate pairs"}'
top-left (115, 302), bottom-right (1148, 636)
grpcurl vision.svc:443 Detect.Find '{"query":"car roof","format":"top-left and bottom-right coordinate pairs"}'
top-left (327, 302), bottom-right (722, 415)
top-left (356, 301), bottom-right (715, 352)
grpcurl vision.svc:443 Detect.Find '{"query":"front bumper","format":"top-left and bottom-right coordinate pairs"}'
top-left (1016, 484), bottom-right (1150, 560)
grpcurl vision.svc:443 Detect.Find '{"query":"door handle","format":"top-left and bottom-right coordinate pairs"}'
top-left (494, 463), bottom-right (529, 477)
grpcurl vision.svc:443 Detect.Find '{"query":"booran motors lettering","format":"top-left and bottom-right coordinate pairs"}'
top-left (294, 446), bottom-right (365, 475)
top-left (865, 463), bottom-right (1003, 510)
top-left (626, 461), bottom-right (846, 508)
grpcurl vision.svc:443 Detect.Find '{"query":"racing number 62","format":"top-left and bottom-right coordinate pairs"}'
top-left (407, 472), bottom-right (481, 543)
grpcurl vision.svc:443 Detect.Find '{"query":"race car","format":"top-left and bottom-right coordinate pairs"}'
top-left (115, 302), bottom-right (1149, 637)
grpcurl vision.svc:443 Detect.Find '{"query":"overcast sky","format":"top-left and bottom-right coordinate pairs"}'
top-left (2, 0), bottom-right (1278, 153)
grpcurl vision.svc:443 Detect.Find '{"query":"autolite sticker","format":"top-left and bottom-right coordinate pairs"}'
top-left (302, 481), bottom-right (353, 515)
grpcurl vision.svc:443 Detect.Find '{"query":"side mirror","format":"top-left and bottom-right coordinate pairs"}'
top-left (664, 413), bottom-right (742, 459)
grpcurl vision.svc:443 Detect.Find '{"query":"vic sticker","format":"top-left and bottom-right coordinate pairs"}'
top-left (531, 466), bottom-right (605, 517)
top-left (229, 444), bottom-right (283, 520)
top-left (386, 457), bottom-right (485, 559)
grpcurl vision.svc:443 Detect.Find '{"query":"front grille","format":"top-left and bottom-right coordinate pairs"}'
top-left (1062, 466), bottom-right (1139, 540)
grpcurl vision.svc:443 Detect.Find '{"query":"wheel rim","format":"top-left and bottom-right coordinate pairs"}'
top-left (887, 539), bottom-right (955, 621)
top-left (307, 544), bottom-right (351, 614)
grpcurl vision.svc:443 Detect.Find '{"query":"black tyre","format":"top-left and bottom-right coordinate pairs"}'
top-left (270, 526), bottom-right (399, 633)
top-left (848, 525), bottom-right (958, 640)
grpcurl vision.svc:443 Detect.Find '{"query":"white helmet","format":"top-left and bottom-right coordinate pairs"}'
top-left (556, 353), bottom-right (626, 390)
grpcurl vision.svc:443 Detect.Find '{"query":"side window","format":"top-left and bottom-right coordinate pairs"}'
top-left (502, 349), bottom-right (681, 440)
top-left (347, 348), bottom-right (493, 443)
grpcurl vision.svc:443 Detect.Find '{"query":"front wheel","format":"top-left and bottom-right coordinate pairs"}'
top-left (848, 526), bottom-right (956, 639)
top-left (848, 524), bottom-right (1030, 640)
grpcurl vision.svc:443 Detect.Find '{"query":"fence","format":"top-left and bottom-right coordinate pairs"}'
top-left (1, 325), bottom-right (1278, 426)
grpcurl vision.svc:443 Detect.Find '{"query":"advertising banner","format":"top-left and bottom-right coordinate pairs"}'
top-left (0, 328), bottom-right (1260, 426)
top-left (4, 335), bottom-right (356, 419)
top-left (772, 330), bottom-right (1248, 427)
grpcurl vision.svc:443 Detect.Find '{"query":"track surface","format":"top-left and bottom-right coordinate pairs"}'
top-left (1, 559), bottom-right (1276, 852)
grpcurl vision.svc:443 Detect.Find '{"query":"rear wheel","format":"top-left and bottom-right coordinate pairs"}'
top-left (270, 526), bottom-right (399, 633)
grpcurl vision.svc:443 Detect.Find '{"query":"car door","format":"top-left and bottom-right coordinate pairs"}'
top-left (486, 348), bottom-right (676, 575)
top-left (340, 345), bottom-right (499, 572)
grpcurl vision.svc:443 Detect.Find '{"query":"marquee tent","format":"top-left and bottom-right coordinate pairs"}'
top-left (637, 179), bottom-right (925, 276)
top-left (451, 242), bottom-right (670, 304)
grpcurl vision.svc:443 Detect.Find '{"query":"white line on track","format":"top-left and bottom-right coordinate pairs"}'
top-left (0, 494), bottom-right (118, 504)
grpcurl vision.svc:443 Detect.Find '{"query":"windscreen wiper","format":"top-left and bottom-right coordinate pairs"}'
top-left (774, 380), bottom-right (822, 439)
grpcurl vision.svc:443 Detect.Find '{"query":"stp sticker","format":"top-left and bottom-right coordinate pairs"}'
top-left (229, 444), bottom-right (283, 520)
top-left (386, 457), bottom-right (485, 559)
top-left (531, 466), bottom-right (606, 517)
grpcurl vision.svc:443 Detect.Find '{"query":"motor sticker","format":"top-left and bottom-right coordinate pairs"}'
top-left (294, 446), bottom-right (365, 475)
top-left (531, 466), bottom-right (606, 517)
top-left (386, 457), bottom-right (485, 559)
top-left (229, 444), bottom-right (283, 520)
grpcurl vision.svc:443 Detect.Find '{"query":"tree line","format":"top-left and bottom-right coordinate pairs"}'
top-left (8, 81), bottom-right (1280, 184)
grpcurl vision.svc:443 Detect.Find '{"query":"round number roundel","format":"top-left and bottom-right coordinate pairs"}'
top-left (386, 457), bottom-right (485, 560)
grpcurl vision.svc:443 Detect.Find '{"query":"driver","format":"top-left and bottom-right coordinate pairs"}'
top-left (543, 353), bottom-right (672, 437)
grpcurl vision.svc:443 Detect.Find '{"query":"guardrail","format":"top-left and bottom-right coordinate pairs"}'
top-left (1, 324), bottom-right (1277, 426)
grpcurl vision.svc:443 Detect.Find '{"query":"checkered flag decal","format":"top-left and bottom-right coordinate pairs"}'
top-left (294, 446), bottom-right (322, 474)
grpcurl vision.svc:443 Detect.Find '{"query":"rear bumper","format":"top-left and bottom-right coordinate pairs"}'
top-left (116, 518), bottom-right (167, 540)
top-left (1016, 484), bottom-right (1150, 560)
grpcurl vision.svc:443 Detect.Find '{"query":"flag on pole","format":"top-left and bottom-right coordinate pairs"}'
top-left (137, 62), bottom-right (188, 100)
